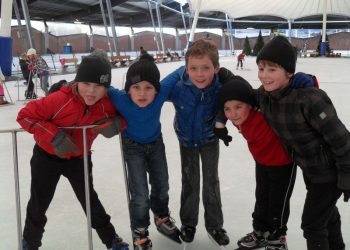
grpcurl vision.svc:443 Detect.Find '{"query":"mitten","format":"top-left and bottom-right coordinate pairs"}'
top-left (91, 117), bottom-right (126, 138)
top-left (289, 72), bottom-right (314, 88)
top-left (214, 127), bottom-right (232, 146)
top-left (342, 190), bottom-right (350, 202)
top-left (218, 67), bottom-right (235, 84)
top-left (51, 130), bottom-right (80, 158)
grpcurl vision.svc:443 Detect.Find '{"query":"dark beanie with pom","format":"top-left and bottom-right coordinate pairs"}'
top-left (74, 55), bottom-right (111, 87)
top-left (218, 76), bottom-right (256, 110)
top-left (256, 36), bottom-right (296, 73)
top-left (125, 59), bottom-right (160, 92)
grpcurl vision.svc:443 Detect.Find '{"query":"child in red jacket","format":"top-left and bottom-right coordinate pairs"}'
top-left (215, 76), bottom-right (296, 250)
top-left (17, 55), bottom-right (128, 250)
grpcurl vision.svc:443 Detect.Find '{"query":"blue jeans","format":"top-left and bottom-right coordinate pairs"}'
top-left (122, 135), bottom-right (170, 229)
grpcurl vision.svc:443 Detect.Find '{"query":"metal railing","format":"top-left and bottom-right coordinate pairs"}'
top-left (0, 125), bottom-right (97, 250)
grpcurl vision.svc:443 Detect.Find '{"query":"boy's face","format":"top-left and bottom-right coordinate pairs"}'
top-left (224, 100), bottom-right (252, 126)
top-left (186, 55), bottom-right (219, 89)
top-left (128, 81), bottom-right (157, 108)
top-left (77, 82), bottom-right (107, 106)
top-left (28, 54), bottom-right (36, 61)
top-left (257, 62), bottom-right (293, 92)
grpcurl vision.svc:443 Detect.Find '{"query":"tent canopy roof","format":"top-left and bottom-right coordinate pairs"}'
top-left (5, 0), bottom-right (350, 30)
top-left (188, 0), bottom-right (350, 20)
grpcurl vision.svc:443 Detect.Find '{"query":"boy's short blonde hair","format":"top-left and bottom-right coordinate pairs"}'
top-left (185, 39), bottom-right (219, 67)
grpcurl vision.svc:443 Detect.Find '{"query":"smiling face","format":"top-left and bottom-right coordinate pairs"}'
top-left (257, 61), bottom-right (293, 92)
top-left (128, 80), bottom-right (157, 108)
top-left (224, 100), bottom-right (252, 126)
top-left (186, 55), bottom-right (220, 89)
top-left (77, 82), bottom-right (107, 106)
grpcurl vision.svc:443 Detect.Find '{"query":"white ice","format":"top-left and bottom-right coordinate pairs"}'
top-left (1, 56), bottom-right (349, 249)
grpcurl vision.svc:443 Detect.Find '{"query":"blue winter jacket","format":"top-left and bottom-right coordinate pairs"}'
top-left (165, 66), bottom-right (221, 147)
top-left (108, 71), bottom-right (178, 144)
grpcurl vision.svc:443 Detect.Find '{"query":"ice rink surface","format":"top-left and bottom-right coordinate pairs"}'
top-left (1, 56), bottom-right (349, 249)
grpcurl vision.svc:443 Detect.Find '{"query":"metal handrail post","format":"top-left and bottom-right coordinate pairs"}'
top-left (82, 127), bottom-right (93, 250)
top-left (12, 131), bottom-right (23, 250)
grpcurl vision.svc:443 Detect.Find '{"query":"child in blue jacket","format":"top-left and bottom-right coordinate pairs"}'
top-left (162, 39), bottom-right (230, 246)
top-left (108, 58), bottom-right (181, 250)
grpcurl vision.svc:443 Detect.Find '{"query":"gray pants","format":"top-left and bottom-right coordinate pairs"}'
top-left (179, 140), bottom-right (224, 230)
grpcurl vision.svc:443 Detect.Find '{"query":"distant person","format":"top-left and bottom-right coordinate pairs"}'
top-left (19, 53), bottom-right (36, 99)
top-left (27, 48), bottom-right (50, 96)
top-left (236, 52), bottom-right (245, 70)
top-left (140, 46), bottom-right (147, 56)
top-left (139, 46), bottom-right (154, 62)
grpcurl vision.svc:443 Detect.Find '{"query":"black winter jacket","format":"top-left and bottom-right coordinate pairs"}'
top-left (257, 85), bottom-right (350, 190)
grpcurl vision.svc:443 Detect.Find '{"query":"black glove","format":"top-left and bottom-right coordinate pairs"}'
top-left (51, 130), bottom-right (80, 158)
top-left (91, 117), bottom-right (126, 138)
top-left (218, 67), bottom-right (235, 84)
top-left (214, 127), bottom-right (232, 146)
top-left (343, 190), bottom-right (350, 202)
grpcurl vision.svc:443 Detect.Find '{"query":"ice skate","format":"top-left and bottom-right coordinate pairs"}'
top-left (22, 239), bottom-right (38, 250)
top-left (133, 228), bottom-right (152, 250)
top-left (207, 228), bottom-right (230, 249)
top-left (235, 231), bottom-right (268, 250)
top-left (265, 235), bottom-right (288, 250)
top-left (180, 225), bottom-right (196, 243)
top-left (154, 215), bottom-right (182, 244)
top-left (110, 235), bottom-right (129, 250)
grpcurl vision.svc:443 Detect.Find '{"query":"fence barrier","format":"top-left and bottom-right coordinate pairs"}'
top-left (0, 125), bottom-right (97, 250)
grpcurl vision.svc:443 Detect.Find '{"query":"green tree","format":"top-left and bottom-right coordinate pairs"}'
top-left (243, 36), bottom-right (251, 55)
top-left (253, 30), bottom-right (264, 56)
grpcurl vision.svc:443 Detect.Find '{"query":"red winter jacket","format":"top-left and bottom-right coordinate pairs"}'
top-left (17, 85), bottom-right (125, 159)
top-left (236, 110), bottom-right (291, 166)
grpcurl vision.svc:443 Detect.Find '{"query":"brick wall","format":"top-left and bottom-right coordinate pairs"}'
top-left (10, 26), bottom-right (350, 55)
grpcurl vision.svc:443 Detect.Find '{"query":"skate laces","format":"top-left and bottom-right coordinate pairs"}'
top-left (155, 216), bottom-right (176, 231)
top-left (133, 229), bottom-right (152, 249)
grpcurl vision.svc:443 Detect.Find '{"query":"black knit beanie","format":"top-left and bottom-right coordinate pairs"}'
top-left (218, 76), bottom-right (256, 110)
top-left (74, 55), bottom-right (111, 87)
top-left (125, 59), bottom-right (160, 92)
top-left (256, 36), bottom-right (296, 73)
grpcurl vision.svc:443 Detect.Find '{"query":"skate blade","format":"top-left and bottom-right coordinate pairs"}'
top-left (183, 242), bottom-right (190, 250)
top-left (157, 228), bottom-right (182, 244)
top-left (234, 246), bottom-right (266, 250)
top-left (207, 233), bottom-right (230, 250)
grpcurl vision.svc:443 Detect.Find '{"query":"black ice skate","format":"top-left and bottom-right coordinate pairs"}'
top-left (110, 235), bottom-right (129, 250)
top-left (154, 215), bottom-right (182, 244)
top-left (235, 231), bottom-right (268, 250)
top-left (207, 227), bottom-right (230, 248)
top-left (180, 225), bottom-right (196, 243)
top-left (265, 235), bottom-right (288, 250)
top-left (133, 228), bottom-right (152, 250)
top-left (22, 239), bottom-right (38, 250)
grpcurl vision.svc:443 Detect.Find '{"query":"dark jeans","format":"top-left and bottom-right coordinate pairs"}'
top-left (179, 140), bottom-right (224, 229)
top-left (252, 162), bottom-right (296, 237)
top-left (237, 59), bottom-right (243, 68)
top-left (39, 74), bottom-right (49, 96)
top-left (23, 145), bottom-right (117, 248)
top-left (25, 73), bottom-right (35, 95)
top-left (122, 135), bottom-right (170, 229)
top-left (301, 175), bottom-right (345, 250)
